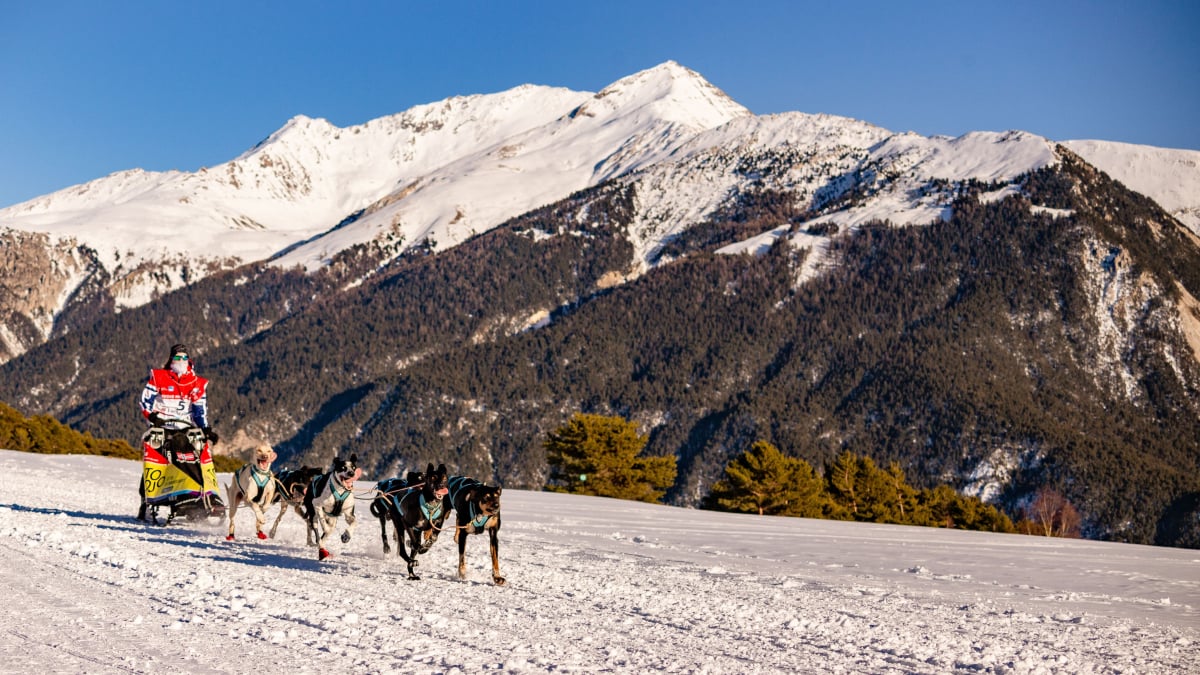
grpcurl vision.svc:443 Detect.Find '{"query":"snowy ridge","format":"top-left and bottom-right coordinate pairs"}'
top-left (1, 450), bottom-right (1195, 673)
top-left (269, 61), bottom-right (751, 270)
top-left (621, 118), bottom-right (1057, 272)
top-left (1064, 140), bottom-right (1200, 234)
top-left (1, 84), bottom-right (594, 274)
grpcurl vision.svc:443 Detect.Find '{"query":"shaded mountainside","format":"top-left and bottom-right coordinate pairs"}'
top-left (2, 154), bottom-right (1199, 546)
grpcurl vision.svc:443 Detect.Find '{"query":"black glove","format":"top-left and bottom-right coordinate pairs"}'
top-left (203, 427), bottom-right (219, 445)
top-left (148, 412), bottom-right (167, 426)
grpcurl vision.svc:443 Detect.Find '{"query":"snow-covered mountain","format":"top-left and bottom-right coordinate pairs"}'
top-left (1, 61), bottom-right (1198, 363)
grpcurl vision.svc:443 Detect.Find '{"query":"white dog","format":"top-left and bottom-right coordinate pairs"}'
top-left (225, 444), bottom-right (277, 541)
top-left (303, 454), bottom-right (363, 560)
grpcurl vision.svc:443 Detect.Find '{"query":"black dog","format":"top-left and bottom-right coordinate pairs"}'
top-left (447, 475), bottom-right (505, 585)
top-left (370, 470), bottom-right (423, 555)
top-left (370, 462), bottom-right (449, 579)
top-left (265, 466), bottom-right (324, 540)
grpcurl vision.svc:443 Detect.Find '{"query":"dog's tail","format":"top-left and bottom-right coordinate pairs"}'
top-left (368, 494), bottom-right (388, 519)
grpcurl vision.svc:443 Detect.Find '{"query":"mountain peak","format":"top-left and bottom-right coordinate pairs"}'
top-left (587, 61), bottom-right (751, 130)
top-left (242, 114), bottom-right (336, 158)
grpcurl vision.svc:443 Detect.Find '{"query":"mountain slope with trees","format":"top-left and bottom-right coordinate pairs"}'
top-left (2, 148), bottom-right (1197, 547)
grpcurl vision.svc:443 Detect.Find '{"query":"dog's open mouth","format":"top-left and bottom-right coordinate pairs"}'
top-left (434, 487), bottom-right (449, 497)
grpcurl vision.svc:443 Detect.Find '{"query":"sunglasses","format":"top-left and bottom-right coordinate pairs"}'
top-left (172, 355), bottom-right (189, 361)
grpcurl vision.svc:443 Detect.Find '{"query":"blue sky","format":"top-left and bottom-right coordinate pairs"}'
top-left (1, 0), bottom-right (1196, 208)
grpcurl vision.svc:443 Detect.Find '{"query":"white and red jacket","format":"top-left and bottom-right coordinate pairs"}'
top-left (140, 365), bottom-right (210, 430)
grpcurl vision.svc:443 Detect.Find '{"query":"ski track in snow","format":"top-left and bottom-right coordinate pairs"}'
top-left (0, 451), bottom-right (1196, 674)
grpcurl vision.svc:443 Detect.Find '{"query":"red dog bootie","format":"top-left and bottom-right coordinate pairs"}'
top-left (226, 534), bottom-right (235, 541)
top-left (319, 548), bottom-right (332, 561)
top-left (257, 531), bottom-right (268, 540)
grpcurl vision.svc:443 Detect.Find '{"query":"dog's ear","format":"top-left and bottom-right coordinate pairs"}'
top-left (350, 454), bottom-right (358, 464)
top-left (495, 487), bottom-right (502, 497)
top-left (437, 463), bottom-right (447, 476)
top-left (426, 462), bottom-right (435, 475)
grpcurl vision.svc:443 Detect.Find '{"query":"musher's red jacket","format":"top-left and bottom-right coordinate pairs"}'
top-left (140, 365), bottom-right (210, 430)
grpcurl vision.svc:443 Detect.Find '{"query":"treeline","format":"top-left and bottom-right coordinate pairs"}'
top-left (0, 400), bottom-right (138, 459)
top-left (705, 440), bottom-right (1015, 532)
top-left (541, 414), bottom-right (1078, 537)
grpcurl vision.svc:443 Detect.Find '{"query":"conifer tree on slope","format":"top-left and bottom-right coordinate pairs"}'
top-left (544, 413), bottom-right (677, 503)
top-left (709, 440), bottom-right (828, 517)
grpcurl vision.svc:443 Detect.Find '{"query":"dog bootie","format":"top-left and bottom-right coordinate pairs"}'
top-left (226, 534), bottom-right (235, 541)
top-left (319, 548), bottom-right (332, 561)
top-left (257, 531), bottom-right (268, 540)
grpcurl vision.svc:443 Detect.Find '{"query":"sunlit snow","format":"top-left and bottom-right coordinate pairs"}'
top-left (1, 450), bottom-right (1195, 673)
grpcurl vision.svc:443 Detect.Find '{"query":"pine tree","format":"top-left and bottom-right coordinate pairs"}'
top-left (826, 453), bottom-right (916, 524)
top-left (918, 484), bottom-right (1015, 532)
top-left (708, 440), bottom-right (830, 516)
top-left (543, 413), bottom-right (677, 503)
top-left (880, 461), bottom-right (921, 524)
top-left (826, 451), bottom-right (863, 516)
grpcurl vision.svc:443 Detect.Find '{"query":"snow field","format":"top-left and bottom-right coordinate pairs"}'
top-left (0, 450), bottom-right (1196, 674)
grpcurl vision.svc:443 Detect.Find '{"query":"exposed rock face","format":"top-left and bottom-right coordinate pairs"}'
top-left (0, 229), bottom-right (107, 362)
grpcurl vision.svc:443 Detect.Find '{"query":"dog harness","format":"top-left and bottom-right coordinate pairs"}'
top-left (311, 473), bottom-right (353, 517)
top-left (419, 494), bottom-right (445, 522)
top-left (448, 477), bottom-right (497, 530)
top-left (236, 463), bottom-right (272, 503)
top-left (465, 504), bottom-right (494, 530)
top-left (377, 477), bottom-right (413, 515)
top-left (399, 493), bottom-right (445, 523)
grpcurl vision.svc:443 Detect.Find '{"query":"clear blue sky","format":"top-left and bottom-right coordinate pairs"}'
top-left (1, 0), bottom-right (1196, 208)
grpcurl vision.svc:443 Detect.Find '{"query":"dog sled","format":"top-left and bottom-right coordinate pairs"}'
top-left (137, 424), bottom-right (225, 525)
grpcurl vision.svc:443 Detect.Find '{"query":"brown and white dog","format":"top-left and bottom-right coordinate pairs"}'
top-left (225, 444), bottom-right (277, 541)
top-left (303, 455), bottom-right (363, 561)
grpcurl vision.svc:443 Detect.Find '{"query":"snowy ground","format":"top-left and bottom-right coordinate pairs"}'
top-left (0, 450), bottom-right (1195, 674)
